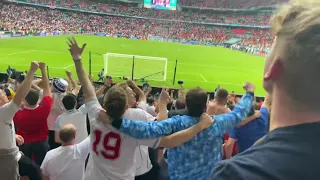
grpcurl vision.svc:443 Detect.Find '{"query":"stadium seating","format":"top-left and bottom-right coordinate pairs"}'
top-left (0, 3), bottom-right (273, 51)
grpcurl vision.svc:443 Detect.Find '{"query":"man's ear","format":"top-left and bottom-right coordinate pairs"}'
top-left (264, 58), bottom-right (283, 81)
top-left (126, 104), bottom-right (129, 110)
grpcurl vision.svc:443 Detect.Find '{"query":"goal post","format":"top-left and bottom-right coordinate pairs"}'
top-left (103, 53), bottom-right (168, 82)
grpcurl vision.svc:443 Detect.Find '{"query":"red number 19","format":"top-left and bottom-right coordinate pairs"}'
top-left (92, 130), bottom-right (121, 160)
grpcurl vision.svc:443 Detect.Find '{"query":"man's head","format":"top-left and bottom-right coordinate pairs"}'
top-left (59, 124), bottom-right (76, 144)
top-left (215, 88), bottom-right (229, 104)
top-left (52, 78), bottom-right (68, 94)
top-left (117, 83), bottom-right (136, 108)
top-left (264, 0), bottom-right (320, 110)
top-left (62, 94), bottom-right (77, 111)
top-left (175, 97), bottom-right (186, 110)
top-left (24, 90), bottom-right (39, 107)
top-left (186, 87), bottom-right (207, 117)
top-left (0, 89), bottom-right (9, 107)
top-left (103, 85), bottom-right (128, 121)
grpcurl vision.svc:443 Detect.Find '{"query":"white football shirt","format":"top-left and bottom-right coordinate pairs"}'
top-left (41, 138), bottom-right (90, 180)
top-left (0, 101), bottom-right (19, 149)
top-left (55, 105), bottom-right (88, 144)
top-left (84, 99), bottom-right (160, 180)
top-left (124, 107), bottom-right (155, 176)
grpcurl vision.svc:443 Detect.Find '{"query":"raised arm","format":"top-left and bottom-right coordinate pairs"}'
top-left (127, 80), bottom-right (145, 102)
top-left (13, 61), bottom-right (39, 107)
top-left (237, 111), bottom-right (260, 127)
top-left (112, 115), bottom-right (181, 139)
top-left (39, 62), bottom-right (51, 97)
top-left (213, 82), bottom-right (255, 135)
top-left (66, 71), bottom-right (80, 95)
top-left (156, 88), bottom-right (169, 121)
top-left (67, 37), bottom-right (95, 100)
top-left (159, 113), bottom-right (213, 148)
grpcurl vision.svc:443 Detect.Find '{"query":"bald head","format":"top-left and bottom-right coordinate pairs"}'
top-left (59, 124), bottom-right (76, 143)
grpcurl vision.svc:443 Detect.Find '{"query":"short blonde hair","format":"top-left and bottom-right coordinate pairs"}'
top-left (270, 0), bottom-right (320, 108)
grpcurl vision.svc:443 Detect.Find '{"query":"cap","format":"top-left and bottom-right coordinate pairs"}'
top-left (52, 78), bottom-right (68, 93)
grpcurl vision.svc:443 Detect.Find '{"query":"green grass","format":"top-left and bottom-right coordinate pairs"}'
top-left (0, 35), bottom-right (266, 95)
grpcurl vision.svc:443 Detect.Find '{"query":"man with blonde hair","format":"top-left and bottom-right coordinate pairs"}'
top-left (212, 1), bottom-right (320, 179)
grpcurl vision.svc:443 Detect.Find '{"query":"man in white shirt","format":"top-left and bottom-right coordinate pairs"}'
top-left (47, 78), bottom-right (68, 149)
top-left (55, 94), bottom-right (88, 144)
top-left (0, 61), bottom-right (39, 180)
top-left (41, 124), bottom-right (90, 180)
top-left (67, 37), bottom-right (214, 180)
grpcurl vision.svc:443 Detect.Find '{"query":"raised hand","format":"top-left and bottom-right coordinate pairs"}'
top-left (243, 82), bottom-right (255, 93)
top-left (159, 88), bottom-right (170, 104)
top-left (126, 79), bottom-right (135, 87)
top-left (39, 62), bottom-right (46, 71)
top-left (67, 37), bottom-right (87, 61)
top-left (65, 70), bottom-right (72, 78)
top-left (199, 113), bottom-right (214, 129)
top-left (30, 61), bottom-right (39, 72)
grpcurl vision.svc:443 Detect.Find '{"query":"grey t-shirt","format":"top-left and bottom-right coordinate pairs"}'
top-left (211, 122), bottom-right (320, 180)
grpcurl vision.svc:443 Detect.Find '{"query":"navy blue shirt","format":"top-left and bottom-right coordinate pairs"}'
top-left (212, 122), bottom-right (320, 180)
top-left (230, 107), bottom-right (269, 152)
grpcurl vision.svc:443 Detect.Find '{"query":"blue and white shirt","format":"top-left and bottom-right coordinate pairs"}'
top-left (117, 92), bottom-right (254, 180)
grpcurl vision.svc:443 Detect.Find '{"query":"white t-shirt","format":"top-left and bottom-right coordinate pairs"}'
top-left (0, 101), bottom-right (19, 149)
top-left (41, 138), bottom-right (90, 180)
top-left (124, 108), bottom-right (155, 176)
top-left (55, 105), bottom-right (88, 144)
top-left (84, 99), bottom-right (160, 180)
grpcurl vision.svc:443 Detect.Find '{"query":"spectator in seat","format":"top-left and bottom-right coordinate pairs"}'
top-left (111, 83), bottom-right (255, 179)
top-left (14, 62), bottom-right (52, 166)
top-left (212, 1), bottom-right (320, 179)
top-left (0, 61), bottom-right (39, 180)
top-left (224, 94), bottom-right (271, 159)
top-left (47, 78), bottom-right (68, 149)
top-left (41, 124), bottom-right (90, 180)
top-left (55, 94), bottom-right (88, 144)
top-left (67, 37), bottom-right (215, 180)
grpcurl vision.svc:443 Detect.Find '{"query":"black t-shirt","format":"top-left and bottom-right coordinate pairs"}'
top-left (211, 122), bottom-right (320, 180)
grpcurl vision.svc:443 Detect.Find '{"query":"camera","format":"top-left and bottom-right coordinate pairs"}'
top-left (178, 80), bottom-right (184, 85)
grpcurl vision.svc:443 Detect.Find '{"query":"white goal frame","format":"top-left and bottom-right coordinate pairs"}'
top-left (104, 53), bottom-right (168, 81)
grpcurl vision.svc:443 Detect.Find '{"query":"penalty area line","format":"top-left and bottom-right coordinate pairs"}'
top-left (63, 64), bottom-right (74, 69)
top-left (199, 74), bottom-right (208, 82)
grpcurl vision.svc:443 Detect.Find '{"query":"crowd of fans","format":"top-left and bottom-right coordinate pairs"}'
top-left (27, 0), bottom-right (272, 26)
top-left (0, 3), bottom-right (273, 50)
top-left (180, 0), bottom-right (288, 9)
top-left (1, 0), bottom-right (319, 180)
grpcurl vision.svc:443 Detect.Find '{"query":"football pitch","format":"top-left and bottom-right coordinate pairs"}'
top-left (0, 35), bottom-right (266, 95)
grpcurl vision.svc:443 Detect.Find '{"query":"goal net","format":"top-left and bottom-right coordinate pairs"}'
top-left (103, 53), bottom-right (168, 82)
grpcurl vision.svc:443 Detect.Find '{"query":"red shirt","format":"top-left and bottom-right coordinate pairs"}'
top-left (14, 96), bottom-right (53, 143)
top-left (223, 133), bottom-right (238, 156)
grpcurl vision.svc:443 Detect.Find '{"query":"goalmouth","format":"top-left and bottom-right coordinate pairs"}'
top-left (103, 53), bottom-right (168, 82)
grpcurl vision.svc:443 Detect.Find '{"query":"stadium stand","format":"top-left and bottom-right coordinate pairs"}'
top-left (0, 0), bottom-right (319, 180)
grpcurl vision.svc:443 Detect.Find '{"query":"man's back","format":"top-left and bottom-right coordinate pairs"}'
top-left (56, 105), bottom-right (88, 144)
top-left (167, 115), bottom-right (225, 180)
top-left (14, 96), bottom-right (52, 143)
top-left (212, 122), bottom-right (320, 180)
top-left (230, 107), bottom-right (269, 152)
top-left (41, 138), bottom-right (90, 180)
top-left (124, 108), bottom-right (154, 176)
top-left (85, 99), bottom-right (159, 180)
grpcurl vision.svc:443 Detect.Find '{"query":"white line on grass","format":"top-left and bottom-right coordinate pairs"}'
top-left (63, 64), bottom-right (74, 69)
top-left (199, 74), bottom-right (208, 82)
top-left (4, 50), bottom-right (36, 56)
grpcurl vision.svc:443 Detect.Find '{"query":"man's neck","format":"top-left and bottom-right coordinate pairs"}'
top-left (270, 90), bottom-right (320, 131)
top-left (61, 142), bottom-right (74, 146)
top-left (25, 105), bottom-right (39, 110)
